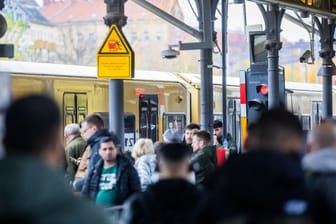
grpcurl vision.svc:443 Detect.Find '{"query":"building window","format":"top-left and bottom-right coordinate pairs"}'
top-left (156, 31), bottom-right (161, 41)
top-left (144, 31), bottom-right (149, 41)
top-left (131, 32), bottom-right (137, 42)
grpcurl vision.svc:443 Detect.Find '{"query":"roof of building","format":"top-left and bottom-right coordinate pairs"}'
top-left (41, 0), bottom-right (183, 24)
top-left (6, 0), bottom-right (50, 24)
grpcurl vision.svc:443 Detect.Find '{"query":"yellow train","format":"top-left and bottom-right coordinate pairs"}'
top-left (1, 60), bottom-right (334, 151)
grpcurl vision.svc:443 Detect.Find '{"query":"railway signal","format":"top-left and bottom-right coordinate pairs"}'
top-left (245, 67), bottom-right (286, 126)
top-left (246, 70), bottom-right (268, 124)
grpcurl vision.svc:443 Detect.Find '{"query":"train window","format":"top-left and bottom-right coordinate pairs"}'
top-left (312, 101), bottom-right (322, 125)
top-left (97, 112), bottom-right (136, 151)
top-left (214, 98), bottom-right (241, 152)
top-left (162, 112), bottom-right (186, 142)
top-left (214, 114), bottom-right (223, 121)
top-left (228, 98), bottom-right (241, 152)
top-left (139, 95), bottom-right (158, 142)
top-left (301, 115), bottom-right (311, 131)
top-left (65, 112), bottom-right (74, 124)
top-left (124, 113), bottom-right (136, 152)
top-left (63, 93), bottom-right (87, 127)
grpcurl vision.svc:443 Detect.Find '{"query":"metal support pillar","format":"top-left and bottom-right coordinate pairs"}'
top-left (179, 0), bottom-right (217, 133)
top-left (104, 0), bottom-right (127, 147)
top-left (315, 18), bottom-right (336, 119)
top-left (199, 0), bottom-right (214, 132)
top-left (323, 75), bottom-right (333, 118)
top-left (221, 0), bottom-right (228, 141)
top-left (109, 80), bottom-right (124, 145)
top-left (258, 4), bottom-right (284, 109)
top-left (200, 48), bottom-right (214, 132)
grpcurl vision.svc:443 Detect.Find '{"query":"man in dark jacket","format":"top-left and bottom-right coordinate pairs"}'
top-left (196, 108), bottom-right (314, 224)
top-left (82, 135), bottom-right (140, 207)
top-left (0, 95), bottom-right (109, 224)
top-left (121, 143), bottom-right (203, 224)
top-left (182, 123), bottom-right (200, 153)
top-left (213, 119), bottom-right (237, 152)
top-left (191, 130), bottom-right (217, 187)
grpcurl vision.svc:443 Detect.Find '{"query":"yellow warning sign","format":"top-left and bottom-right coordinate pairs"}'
top-left (97, 24), bottom-right (134, 79)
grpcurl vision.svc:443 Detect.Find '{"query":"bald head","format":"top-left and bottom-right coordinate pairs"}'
top-left (311, 120), bottom-right (336, 150)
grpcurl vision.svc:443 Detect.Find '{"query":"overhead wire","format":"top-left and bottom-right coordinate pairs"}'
top-left (187, 0), bottom-right (199, 20)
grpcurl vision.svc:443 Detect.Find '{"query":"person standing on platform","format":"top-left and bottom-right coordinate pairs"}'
top-left (121, 143), bottom-right (203, 224)
top-left (302, 119), bottom-right (336, 223)
top-left (182, 123), bottom-right (200, 153)
top-left (82, 135), bottom-right (140, 207)
top-left (213, 119), bottom-right (236, 152)
top-left (196, 109), bottom-right (313, 224)
top-left (0, 94), bottom-right (110, 224)
top-left (64, 123), bottom-right (86, 183)
top-left (132, 138), bottom-right (156, 191)
top-left (191, 131), bottom-right (217, 187)
top-left (73, 113), bottom-right (111, 191)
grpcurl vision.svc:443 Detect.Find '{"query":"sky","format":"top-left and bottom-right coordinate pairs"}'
top-left (34, 0), bottom-right (310, 42)
top-left (179, 0), bottom-right (310, 42)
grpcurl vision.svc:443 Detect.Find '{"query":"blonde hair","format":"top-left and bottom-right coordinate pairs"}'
top-left (132, 138), bottom-right (154, 159)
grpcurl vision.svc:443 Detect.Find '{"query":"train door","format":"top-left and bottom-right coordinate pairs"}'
top-left (139, 95), bottom-right (158, 142)
top-left (124, 113), bottom-right (136, 151)
top-left (312, 101), bottom-right (322, 125)
top-left (228, 98), bottom-right (241, 151)
top-left (63, 92), bottom-right (88, 127)
top-left (96, 112), bottom-right (136, 151)
top-left (162, 112), bottom-right (186, 142)
top-left (214, 98), bottom-right (241, 152)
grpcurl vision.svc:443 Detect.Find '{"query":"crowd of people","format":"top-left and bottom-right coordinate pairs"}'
top-left (1, 93), bottom-right (336, 224)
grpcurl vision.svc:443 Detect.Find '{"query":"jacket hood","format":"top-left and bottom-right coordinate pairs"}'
top-left (87, 129), bottom-right (111, 146)
top-left (302, 148), bottom-right (336, 172)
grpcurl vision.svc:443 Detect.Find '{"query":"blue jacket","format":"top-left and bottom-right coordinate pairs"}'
top-left (134, 154), bottom-right (157, 191)
top-left (82, 154), bottom-right (141, 205)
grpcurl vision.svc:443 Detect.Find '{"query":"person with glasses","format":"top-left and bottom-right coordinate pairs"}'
top-left (73, 113), bottom-right (111, 191)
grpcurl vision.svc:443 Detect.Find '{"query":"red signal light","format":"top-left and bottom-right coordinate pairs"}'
top-left (256, 84), bottom-right (268, 95)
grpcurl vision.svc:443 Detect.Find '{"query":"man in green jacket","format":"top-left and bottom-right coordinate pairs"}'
top-left (191, 131), bottom-right (217, 187)
top-left (64, 123), bottom-right (86, 183)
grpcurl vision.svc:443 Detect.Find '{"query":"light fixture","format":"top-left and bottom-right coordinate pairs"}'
top-left (161, 44), bottom-right (180, 59)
